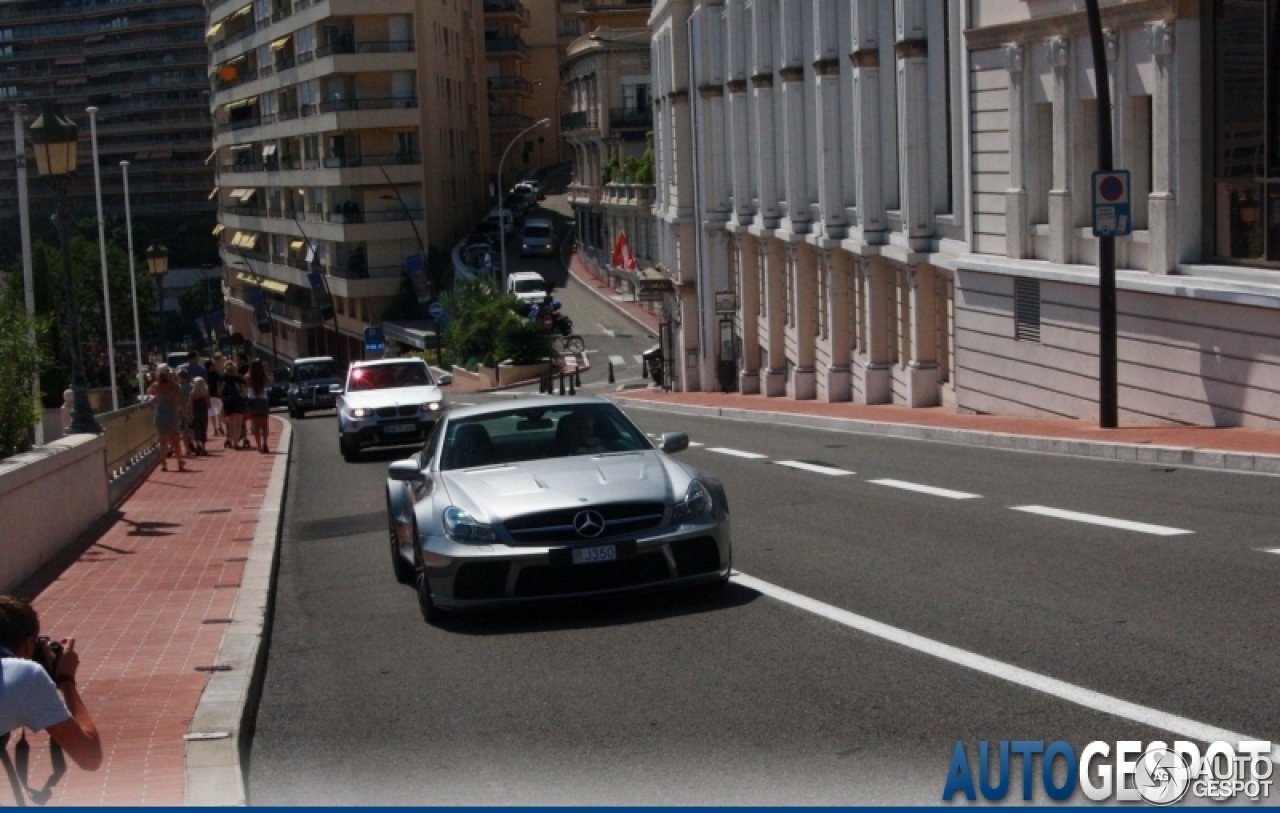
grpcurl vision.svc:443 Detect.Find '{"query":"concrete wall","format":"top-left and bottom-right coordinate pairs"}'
top-left (0, 435), bottom-right (110, 594)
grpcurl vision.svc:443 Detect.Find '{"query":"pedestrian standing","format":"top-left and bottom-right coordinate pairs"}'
top-left (206, 354), bottom-right (224, 437)
top-left (177, 368), bottom-right (195, 457)
top-left (246, 360), bottom-right (272, 454)
top-left (189, 377), bottom-right (210, 456)
top-left (147, 366), bottom-right (185, 471)
top-left (219, 360), bottom-right (248, 450)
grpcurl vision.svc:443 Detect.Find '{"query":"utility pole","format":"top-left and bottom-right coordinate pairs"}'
top-left (1085, 0), bottom-right (1118, 428)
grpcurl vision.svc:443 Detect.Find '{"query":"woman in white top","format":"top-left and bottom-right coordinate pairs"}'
top-left (245, 359), bottom-right (273, 454)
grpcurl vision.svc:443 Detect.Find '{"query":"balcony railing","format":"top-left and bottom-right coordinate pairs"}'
top-left (216, 116), bottom-right (262, 133)
top-left (610, 107), bottom-right (652, 129)
top-left (214, 65), bottom-right (260, 91)
top-left (487, 75), bottom-right (532, 94)
top-left (85, 33), bottom-right (205, 54)
top-left (314, 39), bottom-right (416, 57)
top-left (318, 97), bottom-right (418, 113)
top-left (484, 36), bottom-right (529, 57)
top-left (325, 208), bottom-right (423, 224)
top-left (489, 113), bottom-right (533, 131)
top-left (561, 111), bottom-right (592, 132)
top-left (321, 152), bottom-right (421, 168)
top-left (483, 0), bottom-right (529, 23)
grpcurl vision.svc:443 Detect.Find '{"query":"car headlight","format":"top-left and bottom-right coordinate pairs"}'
top-left (671, 480), bottom-right (713, 523)
top-left (423, 401), bottom-right (442, 412)
top-left (442, 506), bottom-right (497, 543)
top-left (350, 407), bottom-right (367, 418)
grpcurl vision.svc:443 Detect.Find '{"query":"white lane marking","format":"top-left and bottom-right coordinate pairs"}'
top-left (597, 323), bottom-right (616, 338)
top-left (608, 355), bottom-right (627, 367)
top-left (869, 479), bottom-right (981, 500)
top-left (707, 447), bottom-right (768, 459)
top-left (1263, 548), bottom-right (1280, 555)
top-left (732, 571), bottom-right (1278, 758)
top-left (688, 441), bottom-right (704, 447)
top-left (1011, 506), bottom-right (1192, 536)
top-left (583, 349), bottom-right (600, 355)
top-left (774, 460), bottom-right (854, 476)
top-left (633, 355), bottom-right (644, 365)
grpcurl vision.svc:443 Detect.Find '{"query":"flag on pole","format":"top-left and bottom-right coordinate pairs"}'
top-left (612, 232), bottom-right (638, 271)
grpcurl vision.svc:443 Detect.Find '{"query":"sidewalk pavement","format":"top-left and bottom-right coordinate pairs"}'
top-left (560, 253), bottom-right (1280, 468)
top-left (6, 418), bottom-right (288, 806)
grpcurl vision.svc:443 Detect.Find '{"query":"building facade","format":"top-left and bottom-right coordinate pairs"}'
top-left (209, 0), bottom-right (490, 363)
top-left (652, 0), bottom-right (1280, 429)
top-left (0, 0), bottom-right (214, 224)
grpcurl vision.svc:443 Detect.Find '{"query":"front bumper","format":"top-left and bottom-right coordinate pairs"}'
top-left (418, 519), bottom-right (732, 610)
top-left (342, 417), bottom-right (437, 448)
top-left (292, 388), bottom-right (338, 410)
top-left (521, 244), bottom-right (555, 256)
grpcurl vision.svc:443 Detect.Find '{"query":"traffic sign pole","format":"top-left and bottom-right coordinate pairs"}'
top-left (1085, 0), bottom-right (1118, 429)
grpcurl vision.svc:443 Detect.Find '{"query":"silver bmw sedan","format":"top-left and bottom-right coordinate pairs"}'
top-left (385, 397), bottom-right (732, 622)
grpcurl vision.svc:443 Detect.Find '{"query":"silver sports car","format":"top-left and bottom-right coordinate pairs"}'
top-left (385, 397), bottom-right (732, 621)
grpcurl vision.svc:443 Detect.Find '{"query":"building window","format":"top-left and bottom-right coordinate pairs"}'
top-left (1014, 277), bottom-right (1041, 343)
top-left (1211, 0), bottom-right (1280, 262)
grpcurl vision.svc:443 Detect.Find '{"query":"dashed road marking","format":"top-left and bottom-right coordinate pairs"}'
top-left (633, 355), bottom-right (645, 365)
top-left (707, 447), bottom-right (768, 460)
top-left (597, 324), bottom-right (616, 338)
top-left (1262, 548), bottom-right (1280, 555)
top-left (868, 479), bottom-right (981, 500)
top-left (731, 571), bottom-right (1274, 758)
top-left (688, 441), bottom-right (704, 447)
top-left (1010, 506), bottom-right (1193, 536)
top-left (608, 355), bottom-right (627, 367)
top-left (774, 460), bottom-right (853, 476)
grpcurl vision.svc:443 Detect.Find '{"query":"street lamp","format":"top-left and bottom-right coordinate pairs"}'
top-left (498, 117), bottom-right (551, 289)
top-left (29, 103), bottom-right (99, 434)
top-left (146, 240), bottom-right (169, 357)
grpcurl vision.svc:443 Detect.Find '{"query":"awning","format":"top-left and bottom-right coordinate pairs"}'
top-left (270, 36), bottom-right (291, 50)
top-left (240, 188), bottom-right (256, 202)
top-left (230, 4), bottom-right (251, 17)
top-left (229, 144), bottom-right (253, 151)
top-left (241, 233), bottom-right (259, 249)
top-left (208, 186), bottom-right (220, 200)
top-left (207, 20), bottom-right (224, 37)
top-left (229, 188), bottom-right (249, 200)
top-left (226, 96), bottom-right (258, 109)
top-left (236, 272), bottom-right (288, 294)
top-left (212, 223), bottom-right (225, 235)
top-left (289, 240), bottom-right (304, 250)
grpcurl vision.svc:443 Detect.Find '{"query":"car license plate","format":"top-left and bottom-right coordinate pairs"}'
top-left (383, 423), bottom-right (416, 434)
top-left (572, 544), bottom-right (617, 565)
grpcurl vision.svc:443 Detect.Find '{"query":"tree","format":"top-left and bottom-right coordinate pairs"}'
top-left (177, 277), bottom-right (224, 339)
top-left (0, 294), bottom-right (45, 459)
top-left (440, 277), bottom-right (526, 368)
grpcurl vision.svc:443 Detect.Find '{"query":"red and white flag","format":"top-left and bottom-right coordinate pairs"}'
top-left (612, 231), bottom-right (638, 271)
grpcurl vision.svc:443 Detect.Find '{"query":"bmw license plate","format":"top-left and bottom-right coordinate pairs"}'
top-left (383, 423), bottom-right (416, 434)
top-left (572, 544), bottom-right (617, 565)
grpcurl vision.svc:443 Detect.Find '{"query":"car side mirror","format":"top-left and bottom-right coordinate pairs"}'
top-left (329, 383), bottom-right (344, 394)
top-left (388, 459), bottom-right (429, 484)
top-left (660, 432), bottom-right (689, 454)
top-left (438, 374), bottom-right (452, 386)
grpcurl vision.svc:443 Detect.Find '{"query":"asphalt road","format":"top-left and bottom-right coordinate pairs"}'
top-left (247, 395), bottom-right (1280, 804)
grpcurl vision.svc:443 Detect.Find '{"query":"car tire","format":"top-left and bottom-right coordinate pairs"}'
top-left (389, 514), bottom-right (414, 585)
top-left (339, 434), bottom-right (360, 462)
top-left (414, 547), bottom-right (441, 624)
top-left (292, 406), bottom-right (305, 419)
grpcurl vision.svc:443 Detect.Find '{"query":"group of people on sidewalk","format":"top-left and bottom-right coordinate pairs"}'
top-left (144, 351), bottom-right (274, 471)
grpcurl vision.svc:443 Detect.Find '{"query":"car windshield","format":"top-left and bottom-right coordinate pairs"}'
top-left (348, 362), bottom-right (433, 392)
top-left (524, 225), bottom-right (550, 238)
top-left (439, 403), bottom-right (651, 471)
top-left (512, 278), bottom-right (544, 293)
top-left (295, 361), bottom-right (339, 381)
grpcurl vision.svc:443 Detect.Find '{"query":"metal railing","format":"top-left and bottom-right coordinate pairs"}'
top-left (100, 401), bottom-right (158, 493)
top-left (321, 152), bottom-right (421, 168)
top-left (561, 111), bottom-right (591, 131)
top-left (483, 0), bottom-right (529, 22)
top-left (610, 107), bottom-right (652, 129)
top-left (318, 97), bottom-right (418, 113)
top-left (484, 36), bottom-right (529, 56)
top-left (314, 39), bottom-right (415, 57)
top-left (487, 75), bottom-right (532, 94)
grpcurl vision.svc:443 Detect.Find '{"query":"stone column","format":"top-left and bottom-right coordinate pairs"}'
top-left (896, 38), bottom-right (931, 239)
top-left (855, 255), bottom-right (893, 404)
top-left (735, 232), bottom-right (761, 394)
top-left (1046, 35), bottom-right (1071, 265)
top-left (814, 57), bottom-right (845, 234)
top-left (903, 263), bottom-right (939, 407)
top-left (1146, 19), bottom-right (1177, 274)
top-left (781, 66), bottom-right (810, 233)
top-left (788, 241), bottom-right (817, 399)
top-left (850, 28), bottom-right (885, 240)
top-left (1004, 43), bottom-right (1029, 259)
top-left (762, 235), bottom-right (788, 396)
top-left (819, 247), bottom-right (852, 401)
top-left (727, 80), bottom-right (752, 219)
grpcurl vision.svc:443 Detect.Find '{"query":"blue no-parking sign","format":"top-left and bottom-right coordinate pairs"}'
top-left (427, 301), bottom-right (445, 320)
top-left (1092, 170), bottom-right (1132, 237)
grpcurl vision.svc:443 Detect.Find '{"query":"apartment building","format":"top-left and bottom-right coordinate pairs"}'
top-left (209, 0), bottom-right (490, 364)
top-left (0, 0), bottom-right (213, 224)
top-left (563, 0), bottom-right (653, 277)
top-left (652, 0), bottom-right (1280, 429)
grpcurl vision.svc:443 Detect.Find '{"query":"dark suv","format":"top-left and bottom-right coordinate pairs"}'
top-left (287, 356), bottom-right (344, 418)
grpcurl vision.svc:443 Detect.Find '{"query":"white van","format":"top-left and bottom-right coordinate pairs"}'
top-left (506, 271), bottom-right (548, 307)
top-left (520, 218), bottom-right (555, 257)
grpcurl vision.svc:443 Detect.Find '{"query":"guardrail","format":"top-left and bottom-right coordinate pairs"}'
top-left (101, 401), bottom-right (159, 495)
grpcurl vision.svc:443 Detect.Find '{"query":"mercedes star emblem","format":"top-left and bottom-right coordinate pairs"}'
top-left (573, 510), bottom-right (606, 538)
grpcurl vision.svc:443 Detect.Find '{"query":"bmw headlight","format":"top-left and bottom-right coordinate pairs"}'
top-left (350, 407), bottom-right (367, 418)
top-left (671, 480), bottom-right (713, 523)
top-left (442, 506), bottom-right (497, 543)
top-left (423, 401), bottom-right (442, 412)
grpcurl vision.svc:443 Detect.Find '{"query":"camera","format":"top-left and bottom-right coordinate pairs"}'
top-left (32, 635), bottom-right (63, 678)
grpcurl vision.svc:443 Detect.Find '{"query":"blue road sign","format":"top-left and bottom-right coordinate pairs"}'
top-left (1092, 170), bottom-right (1132, 237)
top-left (428, 301), bottom-right (445, 320)
top-left (364, 326), bottom-right (385, 353)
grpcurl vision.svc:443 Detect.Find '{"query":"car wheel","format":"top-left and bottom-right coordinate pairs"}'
top-left (389, 514), bottom-right (414, 585)
top-left (414, 547), bottom-right (441, 623)
top-left (339, 434), bottom-right (360, 461)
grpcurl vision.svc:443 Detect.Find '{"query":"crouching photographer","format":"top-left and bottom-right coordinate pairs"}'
top-left (1, 595), bottom-right (102, 802)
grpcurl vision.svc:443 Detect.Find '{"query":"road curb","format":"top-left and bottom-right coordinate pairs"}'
top-left (613, 396), bottom-right (1280, 475)
top-left (184, 418), bottom-right (292, 806)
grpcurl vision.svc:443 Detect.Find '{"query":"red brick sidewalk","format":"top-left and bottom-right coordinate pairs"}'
top-left (6, 418), bottom-right (283, 806)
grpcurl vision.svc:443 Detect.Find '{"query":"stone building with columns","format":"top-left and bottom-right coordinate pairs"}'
top-left (651, 0), bottom-right (1280, 429)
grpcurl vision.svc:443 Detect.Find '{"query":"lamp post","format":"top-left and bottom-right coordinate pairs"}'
top-left (12, 103), bottom-right (42, 444)
top-left (29, 103), bottom-right (99, 434)
top-left (498, 117), bottom-right (551, 289)
top-left (146, 240), bottom-right (169, 358)
top-left (120, 160), bottom-right (145, 400)
top-left (86, 107), bottom-right (118, 412)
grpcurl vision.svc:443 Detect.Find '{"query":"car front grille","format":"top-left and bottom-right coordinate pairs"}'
top-left (513, 551), bottom-right (670, 597)
top-left (375, 405), bottom-right (419, 419)
top-left (504, 502), bottom-right (666, 545)
top-left (453, 561), bottom-right (511, 600)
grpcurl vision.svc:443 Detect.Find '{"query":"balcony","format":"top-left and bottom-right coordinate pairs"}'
top-left (321, 152), bottom-right (421, 168)
top-left (610, 107), bottom-right (652, 129)
top-left (483, 0), bottom-right (529, 25)
top-left (603, 181), bottom-right (655, 210)
top-left (487, 75), bottom-right (533, 96)
top-left (0, 0), bottom-right (192, 22)
top-left (484, 36), bottom-right (529, 58)
top-left (325, 207), bottom-right (423, 224)
top-left (489, 113), bottom-right (533, 131)
top-left (317, 97), bottom-right (418, 113)
top-left (314, 39), bottom-right (416, 57)
top-left (561, 110), bottom-right (593, 132)
top-left (217, 116), bottom-right (263, 133)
